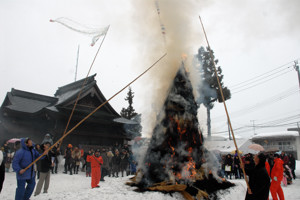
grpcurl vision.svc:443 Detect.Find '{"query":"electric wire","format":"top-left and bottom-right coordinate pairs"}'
top-left (229, 59), bottom-right (299, 89)
top-left (232, 69), bottom-right (294, 94)
top-left (212, 85), bottom-right (299, 122)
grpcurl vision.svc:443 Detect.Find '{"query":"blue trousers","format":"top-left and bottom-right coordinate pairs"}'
top-left (15, 177), bottom-right (36, 200)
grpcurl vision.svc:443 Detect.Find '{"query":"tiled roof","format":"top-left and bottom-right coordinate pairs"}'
top-left (1, 74), bottom-right (137, 125)
top-left (55, 74), bottom-right (96, 97)
top-left (4, 89), bottom-right (57, 113)
top-left (2, 74), bottom-right (121, 118)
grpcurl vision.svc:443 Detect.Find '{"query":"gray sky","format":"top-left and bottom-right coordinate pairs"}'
top-left (1, 0), bottom-right (300, 139)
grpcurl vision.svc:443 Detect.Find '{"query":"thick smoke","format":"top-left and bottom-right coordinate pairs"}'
top-left (131, 0), bottom-right (208, 138)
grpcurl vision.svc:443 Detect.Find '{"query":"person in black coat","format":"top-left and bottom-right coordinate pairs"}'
top-left (242, 153), bottom-right (270, 200)
top-left (50, 143), bottom-right (60, 174)
top-left (112, 149), bottom-right (121, 177)
top-left (63, 144), bottom-right (73, 175)
top-left (288, 154), bottom-right (296, 179)
top-left (233, 155), bottom-right (241, 179)
top-left (224, 154), bottom-right (233, 179)
top-left (34, 142), bottom-right (53, 196)
top-left (120, 149), bottom-right (129, 177)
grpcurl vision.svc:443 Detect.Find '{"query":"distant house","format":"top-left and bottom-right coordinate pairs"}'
top-left (204, 136), bottom-right (257, 155)
top-left (251, 131), bottom-right (300, 159)
top-left (0, 74), bottom-right (138, 149)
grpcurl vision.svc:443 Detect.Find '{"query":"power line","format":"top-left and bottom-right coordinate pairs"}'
top-left (231, 66), bottom-right (292, 90)
top-left (211, 110), bottom-right (300, 136)
top-left (229, 59), bottom-right (299, 88)
top-left (232, 68), bottom-right (294, 94)
top-left (212, 85), bottom-right (299, 122)
top-left (254, 108), bottom-right (300, 121)
top-left (257, 114), bottom-right (300, 126)
top-left (250, 121), bottom-right (300, 128)
top-left (212, 113), bottom-right (300, 134)
top-left (212, 120), bottom-right (300, 135)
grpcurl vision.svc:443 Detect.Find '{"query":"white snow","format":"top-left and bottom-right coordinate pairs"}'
top-left (204, 138), bottom-right (258, 155)
top-left (1, 161), bottom-right (300, 200)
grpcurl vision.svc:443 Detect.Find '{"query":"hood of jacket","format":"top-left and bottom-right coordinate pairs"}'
top-left (20, 138), bottom-right (29, 151)
top-left (274, 157), bottom-right (284, 165)
top-left (20, 138), bottom-right (35, 151)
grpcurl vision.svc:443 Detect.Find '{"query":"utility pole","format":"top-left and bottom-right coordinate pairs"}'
top-left (294, 60), bottom-right (300, 90)
top-left (250, 120), bottom-right (256, 135)
top-left (228, 119), bottom-right (232, 140)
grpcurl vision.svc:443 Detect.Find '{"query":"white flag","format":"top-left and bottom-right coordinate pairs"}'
top-left (50, 17), bottom-right (109, 46)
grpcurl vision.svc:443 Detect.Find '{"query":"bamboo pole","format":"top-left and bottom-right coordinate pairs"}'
top-left (23, 53), bottom-right (167, 171)
top-left (198, 16), bottom-right (251, 191)
top-left (58, 26), bottom-right (110, 149)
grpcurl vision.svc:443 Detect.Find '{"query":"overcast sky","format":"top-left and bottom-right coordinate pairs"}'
top-left (1, 0), bottom-right (300, 139)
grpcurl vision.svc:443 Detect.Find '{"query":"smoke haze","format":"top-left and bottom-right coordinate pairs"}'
top-left (131, 0), bottom-right (207, 137)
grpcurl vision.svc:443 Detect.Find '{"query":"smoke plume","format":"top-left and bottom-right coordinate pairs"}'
top-left (131, 0), bottom-right (208, 137)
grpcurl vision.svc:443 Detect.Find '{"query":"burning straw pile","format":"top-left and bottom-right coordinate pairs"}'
top-left (127, 66), bottom-right (234, 199)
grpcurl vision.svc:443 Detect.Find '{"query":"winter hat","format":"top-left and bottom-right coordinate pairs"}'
top-left (43, 141), bottom-right (51, 146)
top-left (274, 153), bottom-right (280, 158)
top-left (257, 153), bottom-right (266, 164)
top-left (68, 144), bottom-right (73, 148)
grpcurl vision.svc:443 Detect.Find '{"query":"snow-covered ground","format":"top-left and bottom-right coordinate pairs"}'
top-left (1, 161), bottom-right (300, 200)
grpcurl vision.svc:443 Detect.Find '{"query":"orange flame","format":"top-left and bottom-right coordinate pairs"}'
top-left (175, 119), bottom-right (187, 140)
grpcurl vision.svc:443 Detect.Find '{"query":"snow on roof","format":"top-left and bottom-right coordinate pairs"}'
top-left (113, 117), bottom-right (139, 124)
top-left (204, 138), bottom-right (257, 154)
top-left (204, 134), bottom-right (243, 141)
top-left (251, 131), bottom-right (299, 139)
top-left (56, 88), bottom-right (81, 104)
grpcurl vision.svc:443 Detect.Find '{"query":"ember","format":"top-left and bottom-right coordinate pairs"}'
top-left (128, 66), bottom-right (234, 199)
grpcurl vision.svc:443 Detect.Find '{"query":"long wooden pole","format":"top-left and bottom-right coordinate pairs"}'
top-left (58, 26), bottom-right (110, 149)
top-left (23, 53), bottom-right (167, 171)
top-left (198, 16), bottom-right (250, 191)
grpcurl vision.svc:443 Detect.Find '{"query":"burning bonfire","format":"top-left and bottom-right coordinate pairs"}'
top-left (127, 66), bottom-right (234, 199)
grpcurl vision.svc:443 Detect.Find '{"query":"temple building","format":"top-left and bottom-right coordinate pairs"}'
top-left (0, 74), bottom-right (138, 149)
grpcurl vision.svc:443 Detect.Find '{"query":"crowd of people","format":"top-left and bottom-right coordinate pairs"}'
top-left (217, 150), bottom-right (297, 200)
top-left (0, 136), bottom-right (138, 200)
top-left (219, 151), bottom-right (296, 182)
top-left (0, 136), bottom-right (298, 200)
top-left (62, 143), bottom-right (137, 179)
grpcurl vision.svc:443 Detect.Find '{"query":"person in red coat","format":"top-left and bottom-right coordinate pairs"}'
top-left (270, 154), bottom-right (285, 200)
top-left (86, 150), bottom-right (103, 189)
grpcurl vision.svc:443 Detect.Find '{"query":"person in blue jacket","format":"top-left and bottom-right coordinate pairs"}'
top-left (12, 138), bottom-right (47, 200)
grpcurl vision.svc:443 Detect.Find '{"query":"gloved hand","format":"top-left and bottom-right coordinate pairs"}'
top-left (273, 176), bottom-right (278, 181)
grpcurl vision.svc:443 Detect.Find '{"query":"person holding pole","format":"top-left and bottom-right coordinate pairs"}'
top-left (34, 142), bottom-right (53, 196)
top-left (241, 153), bottom-right (270, 200)
top-left (12, 138), bottom-right (48, 200)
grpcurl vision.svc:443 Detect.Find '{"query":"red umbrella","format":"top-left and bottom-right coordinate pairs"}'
top-left (134, 137), bottom-right (142, 142)
top-left (248, 143), bottom-right (264, 151)
top-left (7, 138), bottom-right (21, 144)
